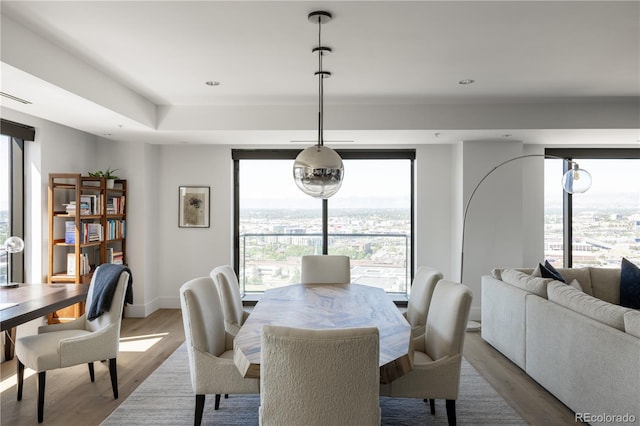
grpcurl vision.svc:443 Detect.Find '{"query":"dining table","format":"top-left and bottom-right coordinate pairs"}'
top-left (233, 283), bottom-right (413, 384)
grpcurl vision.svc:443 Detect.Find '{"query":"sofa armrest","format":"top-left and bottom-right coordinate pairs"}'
top-left (481, 275), bottom-right (531, 369)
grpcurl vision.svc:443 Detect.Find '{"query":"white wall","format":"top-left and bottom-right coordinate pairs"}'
top-left (458, 140), bottom-right (550, 320)
top-left (95, 138), bottom-right (160, 317)
top-left (415, 145), bottom-right (454, 278)
top-left (156, 144), bottom-right (233, 308)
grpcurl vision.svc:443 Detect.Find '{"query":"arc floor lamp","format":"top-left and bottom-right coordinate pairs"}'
top-left (461, 155), bottom-right (592, 331)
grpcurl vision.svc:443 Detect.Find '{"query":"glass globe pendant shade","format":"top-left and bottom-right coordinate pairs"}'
top-left (4, 236), bottom-right (25, 253)
top-left (293, 145), bottom-right (344, 199)
top-left (561, 166), bottom-right (592, 194)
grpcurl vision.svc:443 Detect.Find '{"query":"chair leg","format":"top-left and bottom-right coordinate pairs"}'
top-left (17, 359), bottom-right (24, 401)
top-left (37, 371), bottom-right (46, 423)
top-left (108, 358), bottom-right (118, 399)
top-left (88, 362), bottom-right (95, 382)
top-left (445, 399), bottom-right (456, 426)
top-left (214, 394), bottom-right (221, 410)
top-left (194, 394), bottom-right (205, 426)
top-left (429, 398), bottom-right (436, 415)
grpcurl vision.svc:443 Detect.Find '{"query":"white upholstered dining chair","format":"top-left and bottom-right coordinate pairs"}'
top-left (179, 276), bottom-right (259, 426)
top-left (300, 255), bottom-right (351, 284)
top-left (381, 280), bottom-right (472, 426)
top-left (210, 265), bottom-right (250, 335)
top-left (260, 325), bottom-right (380, 426)
top-left (15, 265), bottom-right (131, 423)
top-left (404, 265), bottom-right (443, 338)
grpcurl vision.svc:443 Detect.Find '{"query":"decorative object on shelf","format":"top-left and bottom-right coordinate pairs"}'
top-left (293, 10), bottom-right (344, 199)
top-left (179, 186), bottom-right (210, 228)
top-left (89, 167), bottom-right (119, 188)
top-left (2, 236), bottom-right (24, 288)
top-left (460, 154), bottom-right (592, 332)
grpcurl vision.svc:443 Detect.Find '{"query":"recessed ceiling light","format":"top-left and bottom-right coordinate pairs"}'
top-left (205, 81), bottom-right (220, 86)
top-left (459, 79), bottom-right (475, 85)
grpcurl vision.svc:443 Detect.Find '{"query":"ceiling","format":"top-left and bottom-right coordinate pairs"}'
top-left (1, 1), bottom-right (639, 146)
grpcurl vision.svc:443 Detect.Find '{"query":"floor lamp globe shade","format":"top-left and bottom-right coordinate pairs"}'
top-left (293, 145), bottom-right (344, 199)
top-left (4, 236), bottom-right (24, 254)
top-left (562, 168), bottom-right (592, 194)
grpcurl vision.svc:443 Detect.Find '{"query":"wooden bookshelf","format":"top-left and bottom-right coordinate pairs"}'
top-left (47, 173), bottom-right (127, 323)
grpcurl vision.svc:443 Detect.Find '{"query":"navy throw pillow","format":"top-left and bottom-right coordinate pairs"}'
top-left (620, 257), bottom-right (640, 309)
top-left (539, 260), bottom-right (565, 283)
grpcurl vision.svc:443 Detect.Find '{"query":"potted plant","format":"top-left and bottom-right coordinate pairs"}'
top-left (89, 167), bottom-right (119, 188)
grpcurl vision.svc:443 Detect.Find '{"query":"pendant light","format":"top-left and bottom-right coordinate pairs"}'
top-left (561, 162), bottom-right (592, 194)
top-left (293, 11), bottom-right (344, 199)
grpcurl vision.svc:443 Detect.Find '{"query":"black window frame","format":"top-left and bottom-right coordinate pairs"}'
top-left (232, 148), bottom-right (416, 291)
top-left (1, 119), bottom-right (32, 284)
top-left (546, 147), bottom-right (640, 267)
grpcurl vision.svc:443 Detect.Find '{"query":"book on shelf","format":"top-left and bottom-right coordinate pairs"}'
top-left (107, 219), bottom-right (125, 239)
top-left (67, 253), bottom-right (76, 275)
top-left (81, 194), bottom-right (99, 215)
top-left (64, 200), bottom-right (91, 216)
top-left (106, 195), bottom-right (125, 215)
top-left (86, 223), bottom-right (103, 243)
top-left (66, 253), bottom-right (90, 275)
top-left (65, 221), bottom-right (76, 244)
top-left (112, 250), bottom-right (124, 265)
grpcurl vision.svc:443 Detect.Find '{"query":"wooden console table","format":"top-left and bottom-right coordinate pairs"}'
top-left (233, 283), bottom-right (413, 384)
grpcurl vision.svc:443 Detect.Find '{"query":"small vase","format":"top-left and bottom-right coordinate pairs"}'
top-left (106, 179), bottom-right (115, 189)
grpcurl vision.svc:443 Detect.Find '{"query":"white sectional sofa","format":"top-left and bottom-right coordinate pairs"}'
top-left (482, 267), bottom-right (640, 426)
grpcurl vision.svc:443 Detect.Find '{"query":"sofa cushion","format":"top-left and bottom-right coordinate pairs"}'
top-left (624, 310), bottom-right (640, 338)
top-left (501, 269), bottom-right (553, 298)
top-left (568, 279), bottom-right (583, 292)
top-left (620, 257), bottom-right (640, 309)
top-left (491, 268), bottom-right (503, 280)
top-left (539, 260), bottom-right (565, 282)
top-left (554, 267), bottom-right (594, 296)
top-left (547, 281), bottom-right (632, 331)
top-left (588, 267), bottom-right (621, 304)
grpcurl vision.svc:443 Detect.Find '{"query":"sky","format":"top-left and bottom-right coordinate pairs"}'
top-left (545, 158), bottom-right (640, 210)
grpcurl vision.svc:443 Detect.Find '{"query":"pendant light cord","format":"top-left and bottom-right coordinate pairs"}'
top-left (317, 17), bottom-right (324, 148)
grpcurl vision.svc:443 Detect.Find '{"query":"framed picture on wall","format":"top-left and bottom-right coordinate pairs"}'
top-left (178, 186), bottom-right (210, 228)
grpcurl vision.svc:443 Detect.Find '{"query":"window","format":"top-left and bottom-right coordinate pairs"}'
top-left (0, 119), bottom-right (30, 284)
top-left (544, 149), bottom-right (640, 268)
top-left (233, 149), bottom-right (415, 295)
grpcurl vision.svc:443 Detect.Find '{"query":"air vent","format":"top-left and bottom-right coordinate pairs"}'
top-left (290, 140), bottom-right (354, 144)
top-left (1, 92), bottom-right (32, 104)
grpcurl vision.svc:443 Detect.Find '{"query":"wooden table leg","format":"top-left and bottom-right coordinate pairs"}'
top-left (4, 328), bottom-right (16, 360)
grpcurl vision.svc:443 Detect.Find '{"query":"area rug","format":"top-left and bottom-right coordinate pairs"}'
top-left (102, 344), bottom-right (525, 425)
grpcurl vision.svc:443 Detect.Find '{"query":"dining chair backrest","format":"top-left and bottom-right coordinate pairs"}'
top-left (210, 265), bottom-right (245, 327)
top-left (180, 276), bottom-right (226, 359)
top-left (424, 280), bottom-right (473, 361)
top-left (406, 266), bottom-right (442, 332)
top-left (300, 255), bottom-right (351, 284)
top-left (260, 325), bottom-right (380, 426)
top-left (84, 265), bottom-right (130, 334)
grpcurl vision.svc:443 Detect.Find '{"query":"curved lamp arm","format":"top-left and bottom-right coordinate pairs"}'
top-left (460, 154), bottom-right (591, 283)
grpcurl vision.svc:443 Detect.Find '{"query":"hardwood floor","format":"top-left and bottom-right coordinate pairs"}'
top-left (1, 310), bottom-right (581, 425)
top-left (463, 330), bottom-right (584, 426)
top-left (1, 309), bottom-right (185, 426)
